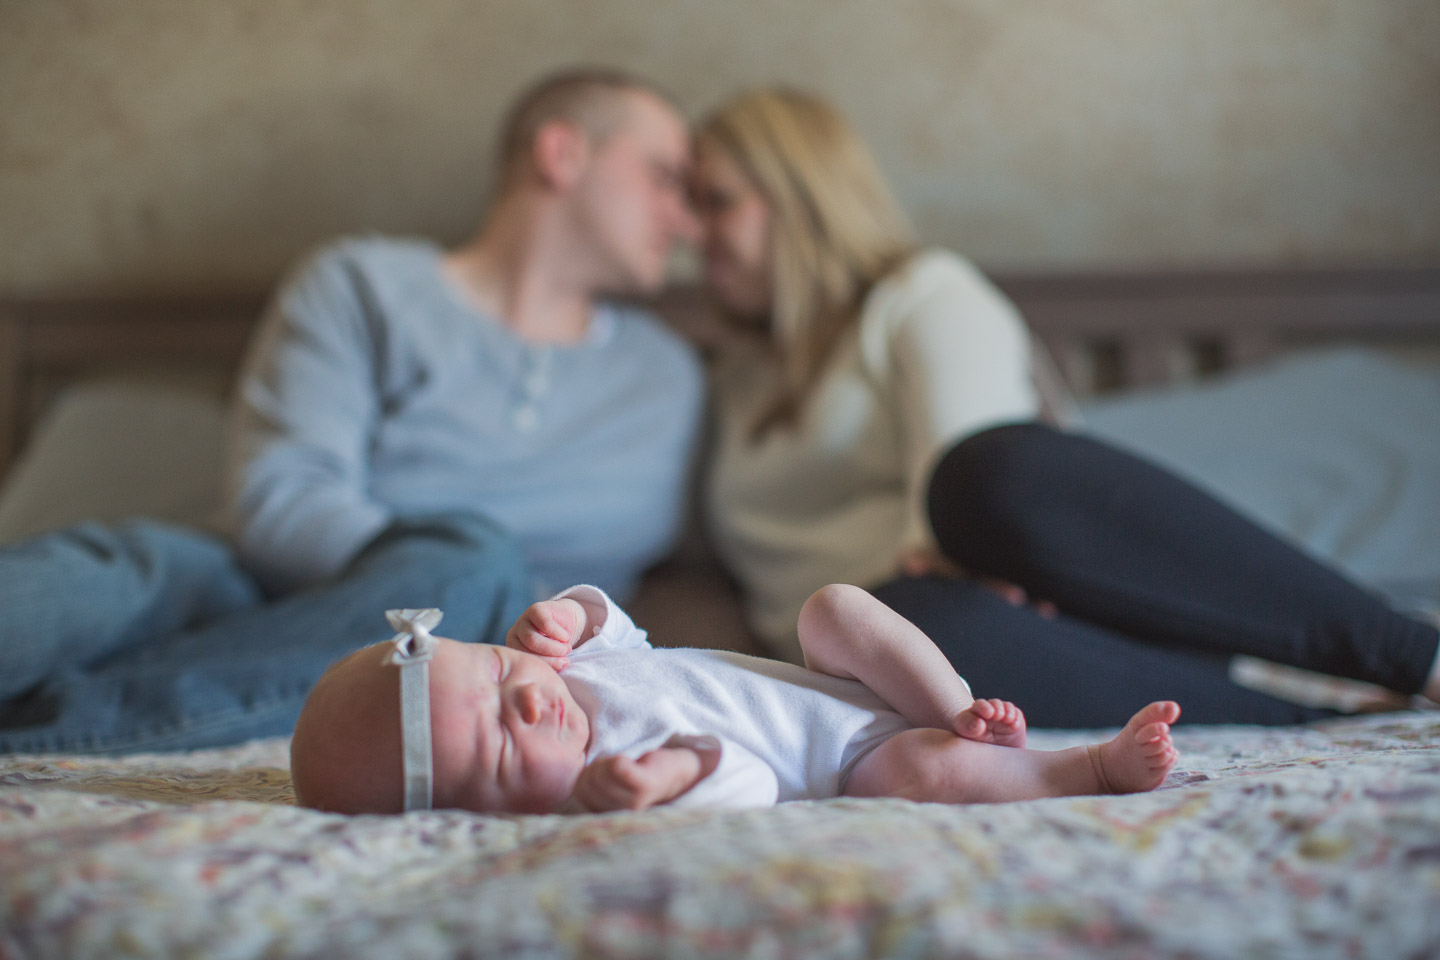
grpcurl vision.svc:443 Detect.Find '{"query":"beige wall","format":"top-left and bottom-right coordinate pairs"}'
top-left (2, 0), bottom-right (1437, 295)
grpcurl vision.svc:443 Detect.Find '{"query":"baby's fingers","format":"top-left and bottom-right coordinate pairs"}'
top-left (575, 757), bottom-right (639, 811)
top-left (604, 755), bottom-right (648, 789)
top-left (536, 600), bottom-right (584, 639)
top-left (504, 626), bottom-right (568, 658)
top-left (519, 629), bottom-right (572, 658)
top-left (506, 603), bottom-right (578, 656)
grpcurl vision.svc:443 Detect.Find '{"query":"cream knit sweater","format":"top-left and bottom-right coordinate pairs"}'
top-left (706, 250), bottom-right (1040, 660)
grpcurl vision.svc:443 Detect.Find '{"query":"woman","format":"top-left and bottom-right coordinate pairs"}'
top-left (690, 87), bottom-right (1440, 727)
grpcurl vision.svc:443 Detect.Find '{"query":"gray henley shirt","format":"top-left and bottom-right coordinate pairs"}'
top-left (223, 235), bottom-right (704, 601)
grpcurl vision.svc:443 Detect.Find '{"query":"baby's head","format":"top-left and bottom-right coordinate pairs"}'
top-left (291, 635), bottom-right (591, 815)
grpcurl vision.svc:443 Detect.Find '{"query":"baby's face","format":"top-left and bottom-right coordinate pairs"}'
top-left (429, 641), bottom-right (591, 814)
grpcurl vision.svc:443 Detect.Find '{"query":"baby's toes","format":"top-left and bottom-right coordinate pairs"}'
top-left (1133, 721), bottom-right (1171, 744)
top-left (954, 711), bottom-right (989, 739)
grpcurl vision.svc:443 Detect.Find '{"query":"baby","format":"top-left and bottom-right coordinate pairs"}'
top-left (291, 583), bottom-right (1180, 814)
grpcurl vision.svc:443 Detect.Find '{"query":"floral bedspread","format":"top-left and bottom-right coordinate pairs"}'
top-left (3, 713), bottom-right (1439, 959)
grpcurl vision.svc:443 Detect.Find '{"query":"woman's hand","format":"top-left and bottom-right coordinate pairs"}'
top-left (897, 547), bottom-right (966, 580)
top-left (976, 578), bottom-right (1058, 619)
top-left (897, 549), bottom-right (1057, 618)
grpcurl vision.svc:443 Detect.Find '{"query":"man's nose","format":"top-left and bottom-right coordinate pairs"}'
top-left (670, 198), bottom-right (701, 244)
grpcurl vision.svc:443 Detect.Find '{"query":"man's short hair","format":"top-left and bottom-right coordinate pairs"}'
top-left (494, 67), bottom-right (679, 195)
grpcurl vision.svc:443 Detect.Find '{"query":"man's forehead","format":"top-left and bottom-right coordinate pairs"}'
top-left (612, 91), bottom-right (687, 148)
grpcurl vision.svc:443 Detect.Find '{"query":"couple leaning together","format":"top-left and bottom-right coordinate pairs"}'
top-left (2, 70), bottom-right (1436, 810)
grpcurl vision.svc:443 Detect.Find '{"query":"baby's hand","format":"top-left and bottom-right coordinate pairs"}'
top-left (570, 748), bottom-right (704, 812)
top-left (505, 598), bottom-right (586, 671)
top-left (953, 698), bottom-right (1028, 748)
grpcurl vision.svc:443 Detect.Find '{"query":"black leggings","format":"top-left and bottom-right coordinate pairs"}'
top-left (871, 423), bottom-right (1439, 727)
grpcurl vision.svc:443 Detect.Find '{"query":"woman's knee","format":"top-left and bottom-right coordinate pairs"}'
top-left (926, 422), bottom-right (1076, 563)
top-left (929, 423), bottom-right (1067, 510)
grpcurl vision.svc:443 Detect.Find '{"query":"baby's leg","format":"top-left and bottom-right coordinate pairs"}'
top-left (845, 701), bottom-right (1179, 803)
top-left (797, 583), bottom-right (975, 732)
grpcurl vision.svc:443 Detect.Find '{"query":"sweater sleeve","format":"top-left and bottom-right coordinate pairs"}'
top-left (222, 244), bottom-right (394, 593)
top-left (873, 254), bottom-right (1041, 555)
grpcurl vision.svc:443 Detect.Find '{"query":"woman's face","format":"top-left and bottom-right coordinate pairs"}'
top-left (690, 139), bottom-right (773, 318)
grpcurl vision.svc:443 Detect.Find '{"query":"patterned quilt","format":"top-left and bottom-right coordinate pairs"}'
top-left (3, 712), bottom-right (1439, 960)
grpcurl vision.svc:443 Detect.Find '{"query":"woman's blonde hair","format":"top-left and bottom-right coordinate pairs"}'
top-left (697, 88), bottom-right (918, 437)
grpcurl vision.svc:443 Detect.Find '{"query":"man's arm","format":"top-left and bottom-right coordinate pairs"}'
top-left (797, 583), bottom-right (974, 732)
top-left (223, 243), bottom-right (392, 593)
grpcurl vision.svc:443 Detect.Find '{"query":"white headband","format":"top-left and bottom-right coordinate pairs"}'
top-left (385, 607), bottom-right (443, 812)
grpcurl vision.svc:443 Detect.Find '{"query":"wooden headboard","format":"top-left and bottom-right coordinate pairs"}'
top-left (1007, 267), bottom-right (1440, 391)
top-left (2, 266), bottom-right (1438, 478)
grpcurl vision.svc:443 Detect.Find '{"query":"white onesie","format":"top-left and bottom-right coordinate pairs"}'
top-left (556, 585), bottom-right (912, 808)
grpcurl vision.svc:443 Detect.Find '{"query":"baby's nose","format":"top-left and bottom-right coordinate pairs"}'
top-left (517, 685), bottom-right (545, 724)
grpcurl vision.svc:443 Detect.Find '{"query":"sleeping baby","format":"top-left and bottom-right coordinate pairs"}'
top-left (290, 583), bottom-right (1180, 814)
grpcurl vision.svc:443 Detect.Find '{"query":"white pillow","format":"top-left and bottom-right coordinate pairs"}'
top-left (0, 382), bottom-right (227, 544)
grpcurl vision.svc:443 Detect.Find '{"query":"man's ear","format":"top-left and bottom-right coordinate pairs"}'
top-left (532, 119), bottom-right (590, 191)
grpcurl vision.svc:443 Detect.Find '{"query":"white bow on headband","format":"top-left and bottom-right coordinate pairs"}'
top-left (386, 607), bottom-right (443, 812)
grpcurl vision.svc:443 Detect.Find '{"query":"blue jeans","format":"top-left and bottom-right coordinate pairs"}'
top-left (0, 512), bottom-right (532, 754)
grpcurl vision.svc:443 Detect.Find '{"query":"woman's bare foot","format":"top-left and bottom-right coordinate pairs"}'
top-left (1089, 701), bottom-right (1180, 794)
top-left (953, 698), bottom-right (1028, 748)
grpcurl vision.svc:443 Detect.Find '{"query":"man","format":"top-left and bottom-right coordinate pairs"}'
top-left (0, 68), bottom-right (704, 754)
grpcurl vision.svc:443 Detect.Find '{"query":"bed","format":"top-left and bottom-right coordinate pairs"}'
top-left (2, 267), bottom-right (1440, 958)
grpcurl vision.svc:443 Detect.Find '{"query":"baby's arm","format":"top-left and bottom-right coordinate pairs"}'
top-left (571, 746), bottom-right (709, 812)
top-left (797, 583), bottom-right (975, 733)
top-left (571, 736), bottom-right (779, 812)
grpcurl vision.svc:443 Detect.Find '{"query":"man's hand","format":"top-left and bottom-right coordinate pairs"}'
top-left (570, 748), bottom-right (705, 812)
top-left (505, 598), bottom-right (586, 671)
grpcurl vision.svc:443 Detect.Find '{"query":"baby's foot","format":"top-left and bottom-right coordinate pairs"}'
top-left (1089, 701), bottom-right (1180, 794)
top-left (953, 698), bottom-right (1027, 748)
